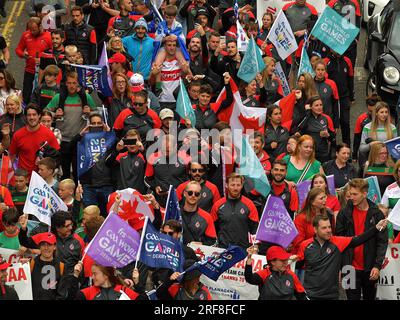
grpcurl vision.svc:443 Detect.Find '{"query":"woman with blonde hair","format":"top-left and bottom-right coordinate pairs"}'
top-left (0, 70), bottom-right (21, 116)
top-left (107, 72), bottom-right (133, 127)
top-left (0, 94), bottom-right (26, 148)
top-left (262, 57), bottom-right (283, 105)
top-left (282, 134), bottom-right (324, 183)
top-left (107, 36), bottom-right (133, 63)
top-left (364, 142), bottom-right (395, 195)
top-left (359, 102), bottom-right (397, 165)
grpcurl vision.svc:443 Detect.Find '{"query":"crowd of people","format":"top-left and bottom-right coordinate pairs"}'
top-left (0, 0), bottom-right (399, 301)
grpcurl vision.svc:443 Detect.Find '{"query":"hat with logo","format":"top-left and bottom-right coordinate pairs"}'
top-left (108, 52), bottom-right (127, 64)
top-left (266, 246), bottom-right (291, 261)
top-left (159, 108), bottom-right (174, 120)
top-left (129, 73), bottom-right (145, 92)
top-left (32, 232), bottom-right (57, 245)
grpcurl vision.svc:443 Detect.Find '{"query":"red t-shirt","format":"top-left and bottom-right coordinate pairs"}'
top-left (271, 182), bottom-right (299, 213)
top-left (0, 186), bottom-right (16, 232)
top-left (326, 194), bottom-right (341, 213)
top-left (352, 207), bottom-right (367, 270)
top-left (9, 125), bottom-right (60, 177)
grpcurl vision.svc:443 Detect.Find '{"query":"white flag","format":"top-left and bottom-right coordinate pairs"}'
top-left (267, 10), bottom-right (298, 60)
top-left (237, 20), bottom-right (248, 52)
top-left (23, 171), bottom-right (68, 226)
top-left (388, 199), bottom-right (400, 231)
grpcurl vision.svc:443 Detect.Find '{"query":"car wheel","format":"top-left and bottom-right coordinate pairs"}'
top-left (366, 72), bottom-right (377, 96)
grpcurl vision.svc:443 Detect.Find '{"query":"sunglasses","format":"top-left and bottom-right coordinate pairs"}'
top-left (191, 168), bottom-right (205, 173)
top-left (186, 190), bottom-right (201, 197)
top-left (133, 102), bottom-right (145, 107)
top-left (163, 231), bottom-right (175, 236)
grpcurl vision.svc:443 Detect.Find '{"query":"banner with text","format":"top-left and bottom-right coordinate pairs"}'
top-left (376, 244), bottom-right (400, 300)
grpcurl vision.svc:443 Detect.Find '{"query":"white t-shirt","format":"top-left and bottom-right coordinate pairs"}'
top-left (159, 58), bottom-right (181, 103)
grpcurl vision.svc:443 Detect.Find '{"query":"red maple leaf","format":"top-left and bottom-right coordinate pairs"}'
top-left (194, 248), bottom-right (205, 260)
top-left (118, 198), bottom-right (139, 221)
top-left (238, 113), bottom-right (263, 132)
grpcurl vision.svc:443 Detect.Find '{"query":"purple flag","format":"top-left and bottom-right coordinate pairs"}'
top-left (85, 213), bottom-right (141, 268)
top-left (256, 195), bottom-right (298, 248)
top-left (326, 175), bottom-right (336, 195)
top-left (297, 180), bottom-right (311, 210)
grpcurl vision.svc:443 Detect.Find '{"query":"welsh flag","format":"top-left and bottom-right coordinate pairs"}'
top-left (216, 79), bottom-right (267, 133)
top-left (274, 92), bottom-right (297, 130)
top-left (107, 188), bottom-right (155, 231)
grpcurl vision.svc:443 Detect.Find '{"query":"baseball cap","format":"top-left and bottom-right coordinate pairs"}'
top-left (266, 246), bottom-right (291, 261)
top-left (129, 73), bottom-right (145, 92)
top-left (32, 232), bottom-right (57, 245)
top-left (134, 18), bottom-right (148, 31)
top-left (196, 8), bottom-right (209, 18)
top-left (159, 108), bottom-right (174, 120)
top-left (108, 53), bottom-right (127, 64)
top-left (0, 259), bottom-right (11, 271)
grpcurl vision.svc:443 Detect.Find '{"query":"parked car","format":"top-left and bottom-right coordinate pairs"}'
top-left (362, 0), bottom-right (390, 24)
top-left (365, 0), bottom-right (400, 119)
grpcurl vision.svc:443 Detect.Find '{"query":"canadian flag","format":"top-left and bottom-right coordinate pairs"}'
top-left (216, 79), bottom-right (267, 133)
top-left (274, 91), bottom-right (297, 130)
top-left (107, 188), bottom-right (155, 231)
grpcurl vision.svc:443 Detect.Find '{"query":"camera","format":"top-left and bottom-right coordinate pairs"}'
top-left (123, 138), bottom-right (137, 146)
top-left (89, 126), bottom-right (103, 133)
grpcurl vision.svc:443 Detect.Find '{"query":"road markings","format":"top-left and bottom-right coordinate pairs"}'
top-left (1, 1), bottom-right (25, 45)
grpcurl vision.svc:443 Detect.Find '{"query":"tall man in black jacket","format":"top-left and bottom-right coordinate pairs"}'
top-left (335, 178), bottom-right (389, 300)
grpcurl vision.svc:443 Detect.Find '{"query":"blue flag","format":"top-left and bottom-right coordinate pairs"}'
top-left (236, 136), bottom-right (271, 197)
top-left (298, 46), bottom-right (315, 78)
top-left (164, 185), bottom-right (182, 223)
top-left (184, 245), bottom-right (247, 282)
top-left (176, 78), bottom-right (196, 127)
top-left (311, 6), bottom-right (360, 55)
top-left (237, 36), bottom-right (266, 83)
top-left (73, 64), bottom-right (113, 97)
top-left (385, 136), bottom-right (400, 160)
top-left (139, 221), bottom-right (185, 272)
top-left (77, 131), bottom-right (117, 177)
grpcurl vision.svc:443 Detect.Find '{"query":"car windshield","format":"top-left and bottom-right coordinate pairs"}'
top-left (388, 14), bottom-right (400, 51)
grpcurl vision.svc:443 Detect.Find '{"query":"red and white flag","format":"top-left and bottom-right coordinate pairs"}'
top-left (216, 79), bottom-right (266, 133)
top-left (274, 92), bottom-right (297, 130)
top-left (107, 188), bottom-right (155, 231)
top-left (0, 154), bottom-right (14, 187)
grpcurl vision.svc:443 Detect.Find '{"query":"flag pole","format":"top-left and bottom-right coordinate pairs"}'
top-left (135, 216), bottom-right (149, 270)
top-left (163, 185), bottom-right (173, 225)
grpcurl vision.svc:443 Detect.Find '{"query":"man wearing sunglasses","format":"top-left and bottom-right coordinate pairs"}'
top-left (113, 90), bottom-right (161, 143)
top-left (176, 162), bottom-right (221, 213)
top-left (211, 173), bottom-right (259, 250)
top-left (181, 181), bottom-right (216, 246)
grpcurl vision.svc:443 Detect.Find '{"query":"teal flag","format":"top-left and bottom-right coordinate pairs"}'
top-left (366, 176), bottom-right (382, 204)
top-left (237, 36), bottom-right (266, 83)
top-left (176, 78), bottom-right (196, 127)
top-left (237, 136), bottom-right (271, 197)
top-left (310, 6), bottom-right (359, 55)
top-left (298, 46), bottom-right (315, 78)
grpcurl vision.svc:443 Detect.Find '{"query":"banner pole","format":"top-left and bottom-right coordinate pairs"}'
top-left (135, 216), bottom-right (149, 270)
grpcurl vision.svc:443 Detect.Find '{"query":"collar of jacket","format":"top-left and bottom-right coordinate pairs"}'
top-left (133, 33), bottom-right (149, 41)
top-left (342, 198), bottom-right (380, 225)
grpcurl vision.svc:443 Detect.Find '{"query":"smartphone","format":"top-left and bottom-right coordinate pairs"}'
top-left (89, 126), bottom-right (103, 133)
top-left (220, 36), bottom-right (226, 47)
top-left (123, 138), bottom-right (137, 146)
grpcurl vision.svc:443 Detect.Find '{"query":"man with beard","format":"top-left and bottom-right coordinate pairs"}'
top-left (63, 6), bottom-right (97, 64)
top-left (210, 40), bottom-right (241, 84)
top-left (176, 162), bottom-right (221, 213)
top-left (270, 160), bottom-right (299, 219)
top-left (9, 104), bottom-right (60, 178)
top-left (38, 30), bottom-right (67, 85)
top-left (108, 0), bottom-right (141, 39)
top-left (187, 34), bottom-right (220, 90)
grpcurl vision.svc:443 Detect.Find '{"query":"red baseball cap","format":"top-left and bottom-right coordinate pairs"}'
top-left (108, 53), bottom-right (127, 64)
top-left (266, 246), bottom-right (291, 261)
top-left (32, 232), bottom-right (57, 245)
top-left (0, 260), bottom-right (10, 271)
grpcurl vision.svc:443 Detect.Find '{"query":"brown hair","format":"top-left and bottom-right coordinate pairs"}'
top-left (311, 173), bottom-right (331, 195)
top-left (92, 263), bottom-right (126, 287)
top-left (85, 215), bottom-right (105, 241)
top-left (312, 215), bottom-right (330, 228)
top-left (367, 142), bottom-right (394, 167)
top-left (37, 157), bottom-right (57, 172)
top-left (348, 178), bottom-right (369, 193)
top-left (165, 4), bottom-right (177, 16)
top-left (112, 72), bottom-right (133, 99)
top-left (299, 187), bottom-right (328, 223)
top-left (370, 102), bottom-right (393, 140)
top-left (394, 159), bottom-right (400, 181)
top-left (0, 70), bottom-right (17, 91)
top-left (298, 72), bottom-right (318, 100)
top-left (227, 172), bottom-right (244, 184)
top-left (44, 65), bottom-right (59, 77)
